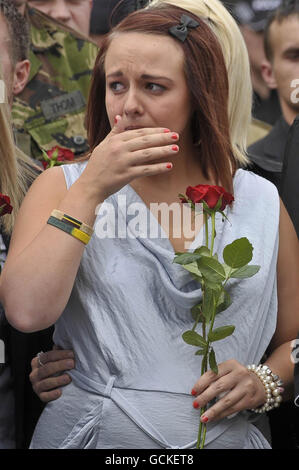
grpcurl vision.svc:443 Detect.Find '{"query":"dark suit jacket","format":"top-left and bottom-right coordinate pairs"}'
top-left (247, 116), bottom-right (290, 194)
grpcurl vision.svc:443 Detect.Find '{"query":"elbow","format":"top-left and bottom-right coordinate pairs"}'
top-left (3, 303), bottom-right (39, 333)
top-left (0, 286), bottom-right (43, 333)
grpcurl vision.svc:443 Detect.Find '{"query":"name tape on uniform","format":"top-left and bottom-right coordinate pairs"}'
top-left (41, 90), bottom-right (86, 120)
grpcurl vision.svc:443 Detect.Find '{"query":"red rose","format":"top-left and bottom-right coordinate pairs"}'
top-left (0, 193), bottom-right (13, 217)
top-left (42, 146), bottom-right (75, 169)
top-left (184, 184), bottom-right (234, 211)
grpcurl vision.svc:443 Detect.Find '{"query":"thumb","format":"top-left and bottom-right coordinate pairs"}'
top-left (110, 114), bottom-right (124, 135)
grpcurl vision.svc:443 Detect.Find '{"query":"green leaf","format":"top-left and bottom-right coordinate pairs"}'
top-left (219, 210), bottom-right (231, 223)
top-left (230, 265), bottom-right (260, 279)
top-left (173, 253), bottom-right (202, 265)
top-left (222, 263), bottom-right (232, 278)
top-left (202, 287), bottom-right (216, 322)
top-left (52, 148), bottom-right (59, 159)
top-left (182, 330), bottom-right (207, 347)
top-left (223, 238), bottom-right (253, 269)
top-left (191, 304), bottom-right (202, 322)
top-left (197, 256), bottom-right (226, 283)
top-left (209, 348), bottom-right (218, 374)
top-left (208, 325), bottom-right (235, 342)
top-left (214, 195), bottom-right (223, 212)
top-left (194, 246), bottom-right (210, 256)
top-left (204, 279), bottom-right (222, 292)
top-left (195, 349), bottom-right (206, 356)
top-left (216, 290), bottom-right (232, 314)
top-left (202, 200), bottom-right (213, 215)
top-left (183, 261), bottom-right (202, 278)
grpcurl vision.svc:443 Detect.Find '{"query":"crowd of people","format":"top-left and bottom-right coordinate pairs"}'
top-left (0, 0), bottom-right (298, 450)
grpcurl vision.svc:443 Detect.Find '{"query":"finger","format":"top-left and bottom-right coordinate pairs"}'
top-left (130, 161), bottom-right (175, 179)
top-left (129, 144), bottom-right (179, 166)
top-left (109, 114), bottom-right (125, 136)
top-left (37, 349), bottom-right (75, 364)
top-left (192, 374), bottom-right (238, 411)
top-left (33, 373), bottom-right (72, 395)
top-left (191, 360), bottom-right (237, 396)
top-left (39, 388), bottom-right (62, 403)
top-left (53, 344), bottom-right (62, 350)
top-left (123, 129), bottom-right (179, 148)
top-left (30, 358), bottom-right (75, 382)
top-left (199, 389), bottom-right (247, 423)
top-left (31, 356), bottom-right (39, 370)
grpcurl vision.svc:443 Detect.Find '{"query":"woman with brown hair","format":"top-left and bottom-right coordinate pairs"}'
top-left (0, 3), bottom-right (298, 448)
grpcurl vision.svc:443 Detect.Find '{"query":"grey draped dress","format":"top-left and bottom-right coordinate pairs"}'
top-left (30, 164), bottom-right (279, 449)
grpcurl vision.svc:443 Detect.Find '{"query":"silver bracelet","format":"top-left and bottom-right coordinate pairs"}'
top-left (246, 364), bottom-right (284, 413)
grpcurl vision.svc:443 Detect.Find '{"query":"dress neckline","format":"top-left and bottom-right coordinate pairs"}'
top-left (124, 169), bottom-right (241, 254)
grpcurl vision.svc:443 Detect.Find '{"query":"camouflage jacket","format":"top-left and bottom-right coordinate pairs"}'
top-left (12, 7), bottom-right (98, 160)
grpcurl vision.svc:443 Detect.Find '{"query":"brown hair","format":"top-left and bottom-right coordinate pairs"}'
top-left (86, 3), bottom-right (236, 193)
top-left (264, 2), bottom-right (299, 62)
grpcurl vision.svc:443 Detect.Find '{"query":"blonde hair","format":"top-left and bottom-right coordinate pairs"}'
top-left (0, 64), bottom-right (39, 235)
top-left (150, 0), bottom-right (252, 166)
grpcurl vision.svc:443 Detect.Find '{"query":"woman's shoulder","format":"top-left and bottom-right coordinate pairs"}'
top-left (60, 161), bottom-right (88, 189)
top-left (232, 169), bottom-right (280, 226)
top-left (234, 168), bottom-right (279, 200)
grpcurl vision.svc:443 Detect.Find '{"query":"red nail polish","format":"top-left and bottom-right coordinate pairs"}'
top-left (171, 133), bottom-right (178, 140)
top-left (166, 163), bottom-right (172, 169)
top-left (191, 389), bottom-right (197, 396)
top-left (164, 129), bottom-right (170, 133)
top-left (193, 401), bottom-right (199, 409)
top-left (114, 116), bottom-right (118, 124)
top-left (172, 145), bottom-right (179, 151)
top-left (201, 416), bottom-right (209, 423)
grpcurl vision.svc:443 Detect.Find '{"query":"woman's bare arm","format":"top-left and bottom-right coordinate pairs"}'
top-left (0, 123), bottom-right (178, 332)
top-left (0, 166), bottom-right (100, 332)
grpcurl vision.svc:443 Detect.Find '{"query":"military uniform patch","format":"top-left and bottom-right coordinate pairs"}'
top-left (11, 7), bottom-right (99, 160)
top-left (41, 90), bottom-right (86, 120)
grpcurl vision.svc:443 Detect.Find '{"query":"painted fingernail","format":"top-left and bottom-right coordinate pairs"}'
top-left (166, 163), bottom-right (172, 169)
top-left (164, 129), bottom-right (170, 133)
top-left (172, 145), bottom-right (179, 152)
top-left (171, 133), bottom-right (178, 140)
top-left (193, 401), bottom-right (199, 409)
top-left (191, 389), bottom-right (197, 396)
top-left (201, 416), bottom-right (209, 423)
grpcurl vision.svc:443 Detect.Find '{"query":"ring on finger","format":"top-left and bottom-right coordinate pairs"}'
top-left (37, 351), bottom-right (45, 367)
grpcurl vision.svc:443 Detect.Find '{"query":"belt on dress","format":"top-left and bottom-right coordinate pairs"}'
top-left (59, 368), bottom-right (237, 449)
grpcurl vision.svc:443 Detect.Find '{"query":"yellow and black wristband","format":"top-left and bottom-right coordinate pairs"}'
top-left (47, 216), bottom-right (91, 245)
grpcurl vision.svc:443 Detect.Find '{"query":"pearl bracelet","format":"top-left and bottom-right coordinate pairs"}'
top-left (246, 364), bottom-right (284, 413)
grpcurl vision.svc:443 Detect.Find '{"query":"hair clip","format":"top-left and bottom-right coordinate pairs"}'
top-left (168, 14), bottom-right (200, 43)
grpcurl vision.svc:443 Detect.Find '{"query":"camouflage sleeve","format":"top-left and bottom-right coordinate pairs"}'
top-left (12, 7), bottom-right (99, 161)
